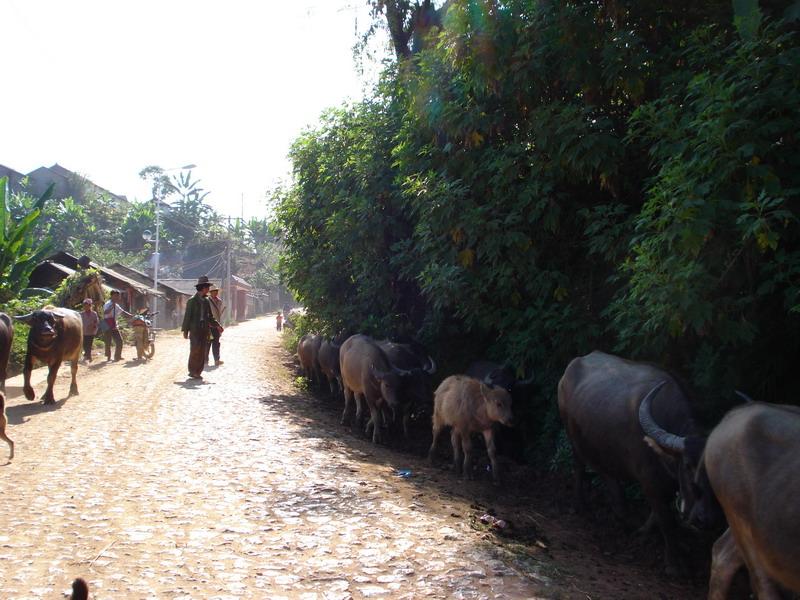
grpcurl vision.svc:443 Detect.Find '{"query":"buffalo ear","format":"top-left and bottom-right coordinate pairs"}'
top-left (644, 436), bottom-right (679, 477)
top-left (14, 313), bottom-right (34, 324)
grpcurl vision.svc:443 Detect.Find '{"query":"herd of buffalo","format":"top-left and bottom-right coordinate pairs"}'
top-left (297, 331), bottom-right (799, 599)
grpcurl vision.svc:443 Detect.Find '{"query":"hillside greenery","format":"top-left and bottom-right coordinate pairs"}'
top-left (275, 0), bottom-right (800, 462)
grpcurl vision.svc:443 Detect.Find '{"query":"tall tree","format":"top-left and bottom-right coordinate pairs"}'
top-left (368, 0), bottom-right (452, 59)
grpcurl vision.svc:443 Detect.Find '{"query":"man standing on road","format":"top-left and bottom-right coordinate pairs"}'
top-left (182, 275), bottom-right (221, 379)
top-left (205, 284), bottom-right (225, 366)
top-left (103, 290), bottom-right (132, 362)
top-left (80, 298), bottom-right (99, 362)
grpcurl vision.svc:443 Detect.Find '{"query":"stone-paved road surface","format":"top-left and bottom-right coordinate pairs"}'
top-left (0, 317), bottom-right (554, 599)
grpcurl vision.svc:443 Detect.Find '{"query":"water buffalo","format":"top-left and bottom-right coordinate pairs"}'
top-left (317, 338), bottom-right (343, 396)
top-left (0, 312), bottom-right (13, 392)
top-left (687, 402), bottom-right (799, 599)
top-left (428, 374), bottom-right (514, 483)
top-left (377, 339), bottom-right (436, 438)
top-left (297, 334), bottom-right (323, 386)
top-left (465, 360), bottom-right (534, 396)
top-left (466, 360), bottom-right (534, 461)
top-left (338, 334), bottom-right (413, 444)
top-left (16, 307), bottom-right (82, 404)
top-left (558, 351), bottom-right (711, 574)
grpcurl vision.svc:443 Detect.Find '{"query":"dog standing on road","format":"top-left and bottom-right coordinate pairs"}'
top-left (0, 392), bottom-right (13, 460)
top-left (70, 578), bottom-right (89, 599)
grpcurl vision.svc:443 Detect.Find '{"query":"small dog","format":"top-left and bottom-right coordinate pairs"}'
top-left (0, 392), bottom-right (13, 460)
top-left (70, 577), bottom-right (89, 600)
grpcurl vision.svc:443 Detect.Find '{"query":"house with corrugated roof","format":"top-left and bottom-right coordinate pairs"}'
top-left (28, 251), bottom-right (163, 313)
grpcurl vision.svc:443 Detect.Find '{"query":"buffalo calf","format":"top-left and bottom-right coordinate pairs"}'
top-left (429, 374), bottom-right (513, 483)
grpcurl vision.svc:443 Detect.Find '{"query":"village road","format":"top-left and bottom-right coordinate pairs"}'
top-left (0, 317), bottom-right (551, 599)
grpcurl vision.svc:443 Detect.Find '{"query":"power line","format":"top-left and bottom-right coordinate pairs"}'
top-left (160, 250), bottom-right (226, 273)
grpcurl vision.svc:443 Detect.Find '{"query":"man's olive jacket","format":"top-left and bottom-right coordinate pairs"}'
top-left (182, 293), bottom-right (220, 335)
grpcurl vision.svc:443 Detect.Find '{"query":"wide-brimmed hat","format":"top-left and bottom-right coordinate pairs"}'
top-left (209, 284), bottom-right (220, 292)
top-left (82, 298), bottom-right (93, 305)
top-left (195, 275), bottom-right (211, 290)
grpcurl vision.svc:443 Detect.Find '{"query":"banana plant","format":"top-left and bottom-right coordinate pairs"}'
top-left (0, 176), bottom-right (54, 302)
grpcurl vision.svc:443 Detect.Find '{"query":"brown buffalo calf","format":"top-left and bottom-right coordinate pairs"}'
top-left (429, 375), bottom-right (513, 483)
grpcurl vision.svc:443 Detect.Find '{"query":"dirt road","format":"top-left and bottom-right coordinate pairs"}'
top-left (0, 318), bottom-right (551, 599)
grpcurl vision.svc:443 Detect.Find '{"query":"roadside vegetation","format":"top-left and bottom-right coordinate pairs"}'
top-left (274, 0), bottom-right (800, 464)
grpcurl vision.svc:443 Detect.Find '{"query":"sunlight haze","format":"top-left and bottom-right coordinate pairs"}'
top-left (2, 0), bottom-right (381, 220)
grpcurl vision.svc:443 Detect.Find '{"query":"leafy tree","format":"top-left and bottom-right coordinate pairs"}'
top-left (121, 200), bottom-right (156, 251)
top-left (138, 165), bottom-right (218, 253)
top-left (609, 21), bottom-right (800, 410)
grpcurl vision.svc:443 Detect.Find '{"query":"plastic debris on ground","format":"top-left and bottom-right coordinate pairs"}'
top-left (479, 514), bottom-right (508, 529)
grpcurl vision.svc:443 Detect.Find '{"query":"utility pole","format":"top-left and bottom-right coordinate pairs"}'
top-left (153, 198), bottom-right (160, 330)
top-left (226, 234), bottom-right (232, 324)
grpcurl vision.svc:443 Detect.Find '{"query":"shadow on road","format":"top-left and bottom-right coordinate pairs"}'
top-left (122, 360), bottom-right (149, 368)
top-left (6, 396), bottom-right (68, 425)
top-left (257, 365), bottom-right (710, 600)
top-left (175, 379), bottom-right (216, 388)
top-left (86, 361), bottom-right (110, 370)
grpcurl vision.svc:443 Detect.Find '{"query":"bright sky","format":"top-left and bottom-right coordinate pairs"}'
top-left (2, 0), bottom-right (385, 220)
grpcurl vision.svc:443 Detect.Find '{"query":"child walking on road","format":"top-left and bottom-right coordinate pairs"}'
top-left (80, 298), bottom-right (99, 362)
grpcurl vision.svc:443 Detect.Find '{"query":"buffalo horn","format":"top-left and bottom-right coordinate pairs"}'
top-left (516, 371), bottom-right (535, 386)
top-left (423, 355), bottom-right (436, 375)
top-left (638, 381), bottom-right (686, 453)
top-left (482, 372), bottom-right (499, 388)
top-left (14, 312), bottom-right (34, 324)
top-left (392, 365), bottom-right (415, 377)
top-left (734, 390), bottom-right (755, 404)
